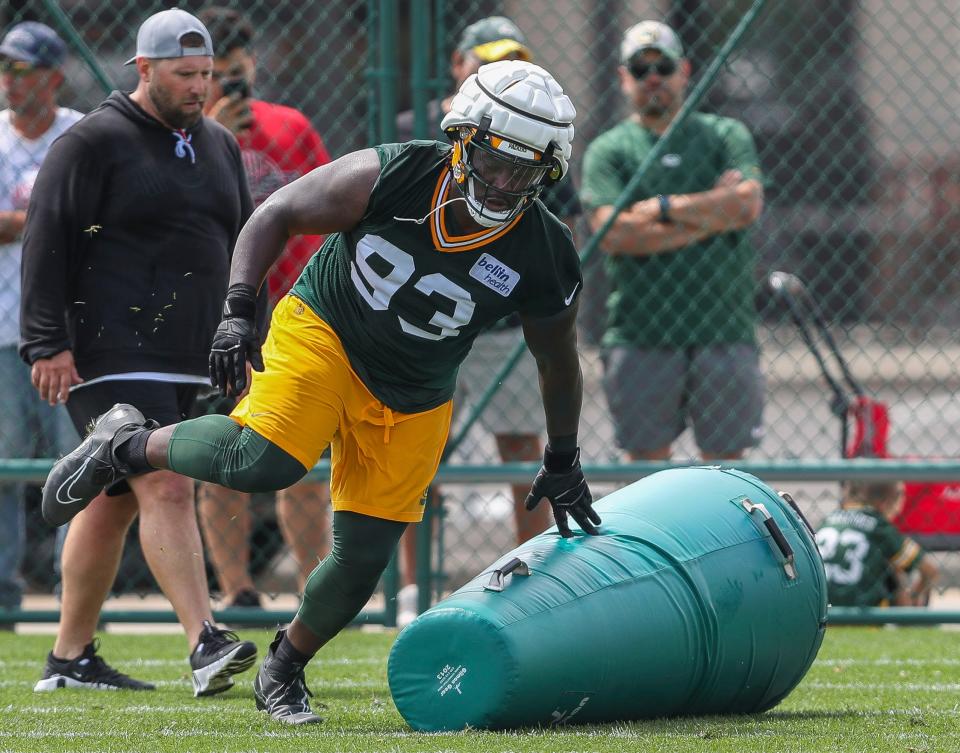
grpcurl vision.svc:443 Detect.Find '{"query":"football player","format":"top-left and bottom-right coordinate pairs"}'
top-left (40, 61), bottom-right (600, 724)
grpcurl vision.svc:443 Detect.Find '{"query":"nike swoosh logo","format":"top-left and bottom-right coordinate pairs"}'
top-left (563, 282), bottom-right (580, 306)
top-left (56, 456), bottom-right (92, 505)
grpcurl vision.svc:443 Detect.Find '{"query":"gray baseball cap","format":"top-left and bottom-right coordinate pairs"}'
top-left (621, 20), bottom-right (684, 64)
top-left (124, 8), bottom-right (213, 66)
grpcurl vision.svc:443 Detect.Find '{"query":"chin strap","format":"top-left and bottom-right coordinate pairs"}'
top-left (393, 195), bottom-right (468, 225)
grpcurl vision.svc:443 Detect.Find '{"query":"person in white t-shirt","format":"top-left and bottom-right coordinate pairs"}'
top-left (0, 21), bottom-right (81, 617)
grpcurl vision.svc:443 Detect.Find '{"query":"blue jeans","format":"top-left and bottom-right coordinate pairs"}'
top-left (0, 345), bottom-right (78, 608)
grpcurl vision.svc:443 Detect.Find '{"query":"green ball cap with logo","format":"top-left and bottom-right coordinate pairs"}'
top-left (457, 16), bottom-right (532, 63)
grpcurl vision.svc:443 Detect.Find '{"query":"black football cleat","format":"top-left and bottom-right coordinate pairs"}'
top-left (190, 620), bottom-right (258, 697)
top-left (41, 403), bottom-right (155, 526)
top-left (34, 639), bottom-right (155, 692)
top-left (253, 629), bottom-right (323, 725)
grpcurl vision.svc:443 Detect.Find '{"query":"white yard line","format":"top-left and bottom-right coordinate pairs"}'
top-left (816, 658), bottom-right (960, 666)
top-left (0, 704), bottom-right (231, 714)
top-left (0, 730), bottom-right (426, 740)
top-left (0, 656), bottom-right (383, 669)
top-left (0, 677), bottom-right (382, 689)
top-left (804, 681), bottom-right (960, 691)
top-left (0, 679), bottom-right (187, 688)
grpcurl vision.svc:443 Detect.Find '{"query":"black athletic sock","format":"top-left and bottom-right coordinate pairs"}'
top-left (114, 428), bottom-right (156, 473)
top-left (275, 634), bottom-right (313, 667)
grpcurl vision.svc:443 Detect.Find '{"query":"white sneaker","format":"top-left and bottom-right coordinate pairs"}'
top-left (396, 584), bottom-right (419, 629)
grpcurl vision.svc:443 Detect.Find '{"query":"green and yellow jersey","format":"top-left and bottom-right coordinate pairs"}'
top-left (291, 141), bottom-right (581, 413)
top-left (815, 505), bottom-right (924, 607)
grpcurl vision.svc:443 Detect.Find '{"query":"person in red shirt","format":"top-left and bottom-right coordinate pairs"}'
top-left (198, 6), bottom-right (332, 612)
top-left (201, 7), bottom-right (331, 304)
top-left (241, 101), bottom-right (330, 304)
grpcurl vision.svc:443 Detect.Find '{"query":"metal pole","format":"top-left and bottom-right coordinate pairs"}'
top-left (432, 0), bottom-right (448, 100)
top-left (378, 0), bottom-right (399, 142)
top-left (0, 608), bottom-right (389, 626)
top-left (410, 0), bottom-right (431, 138)
top-left (10, 456), bottom-right (960, 485)
top-left (41, 0), bottom-right (115, 95)
top-left (365, 0), bottom-right (380, 147)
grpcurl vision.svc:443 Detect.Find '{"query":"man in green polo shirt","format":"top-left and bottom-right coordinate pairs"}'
top-left (581, 20), bottom-right (765, 461)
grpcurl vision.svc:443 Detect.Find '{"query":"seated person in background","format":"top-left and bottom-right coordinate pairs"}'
top-left (816, 481), bottom-right (939, 607)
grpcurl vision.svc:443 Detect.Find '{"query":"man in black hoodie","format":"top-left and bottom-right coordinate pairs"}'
top-left (20, 8), bottom-right (256, 696)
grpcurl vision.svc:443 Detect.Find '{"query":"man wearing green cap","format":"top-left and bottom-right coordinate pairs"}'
top-left (582, 20), bottom-right (765, 463)
top-left (397, 16), bottom-right (531, 144)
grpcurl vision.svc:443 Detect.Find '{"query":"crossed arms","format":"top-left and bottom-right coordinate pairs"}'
top-left (590, 170), bottom-right (764, 257)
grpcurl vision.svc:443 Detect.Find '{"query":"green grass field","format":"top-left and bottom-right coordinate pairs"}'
top-left (1, 627), bottom-right (958, 753)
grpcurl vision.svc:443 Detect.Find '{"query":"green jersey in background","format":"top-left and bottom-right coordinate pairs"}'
top-left (816, 505), bottom-right (924, 607)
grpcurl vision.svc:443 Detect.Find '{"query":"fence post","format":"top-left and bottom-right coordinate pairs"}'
top-left (378, 0), bottom-right (399, 142)
top-left (410, 0), bottom-right (431, 139)
top-left (365, 0), bottom-right (380, 147)
top-left (41, 0), bottom-right (115, 94)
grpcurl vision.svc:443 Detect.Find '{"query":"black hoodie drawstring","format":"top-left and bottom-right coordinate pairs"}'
top-left (172, 129), bottom-right (196, 164)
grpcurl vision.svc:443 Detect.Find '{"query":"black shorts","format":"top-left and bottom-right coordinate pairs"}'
top-left (66, 380), bottom-right (202, 496)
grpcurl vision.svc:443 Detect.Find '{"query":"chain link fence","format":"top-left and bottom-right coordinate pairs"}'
top-left (3, 0), bottom-right (960, 617)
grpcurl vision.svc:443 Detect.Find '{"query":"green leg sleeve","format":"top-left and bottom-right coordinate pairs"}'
top-left (167, 414), bottom-right (307, 492)
top-left (297, 510), bottom-right (407, 644)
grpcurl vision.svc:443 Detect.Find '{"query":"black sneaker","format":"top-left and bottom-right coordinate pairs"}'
top-left (253, 629), bottom-right (323, 725)
top-left (189, 620), bottom-right (257, 697)
top-left (42, 403), bottom-right (155, 526)
top-left (34, 639), bottom-right (155, 691)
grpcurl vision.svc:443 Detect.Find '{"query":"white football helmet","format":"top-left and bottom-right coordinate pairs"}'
top-left (441, 60), bottom-right (576, 227)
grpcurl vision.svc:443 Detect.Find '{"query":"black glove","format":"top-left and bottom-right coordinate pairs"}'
top-left (525, 446), bottom-right (601, 538)
top-left (209, 283), bottom-right (264, 396)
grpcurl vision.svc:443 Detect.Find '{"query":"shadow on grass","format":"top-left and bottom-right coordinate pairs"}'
top-left (460, 709), bottom-right (868, 735)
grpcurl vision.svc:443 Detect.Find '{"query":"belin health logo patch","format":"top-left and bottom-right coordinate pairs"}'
top-left (469, 254), bottom-right (519, 297)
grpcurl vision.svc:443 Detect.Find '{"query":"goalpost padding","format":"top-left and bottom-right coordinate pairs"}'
top-left (387, 467), bottom-right (827, 731)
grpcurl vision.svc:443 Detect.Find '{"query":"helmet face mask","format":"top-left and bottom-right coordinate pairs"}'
top-left (452, 127), bottom-right (554, 226)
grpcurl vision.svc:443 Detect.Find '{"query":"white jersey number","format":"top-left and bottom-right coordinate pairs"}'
top-left (351, 234), bottom-right (475, 340)
top-left (816, 527), bottom-right (871, 585)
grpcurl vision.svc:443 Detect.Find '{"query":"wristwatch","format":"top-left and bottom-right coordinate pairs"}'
top-left (657, 194), bottom-right (672, 223)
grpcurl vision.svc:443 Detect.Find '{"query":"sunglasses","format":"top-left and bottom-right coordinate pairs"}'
top-left (628, 57), bottom-right (677, 80)
top-left (0, 60), bottom-right (44, 77)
